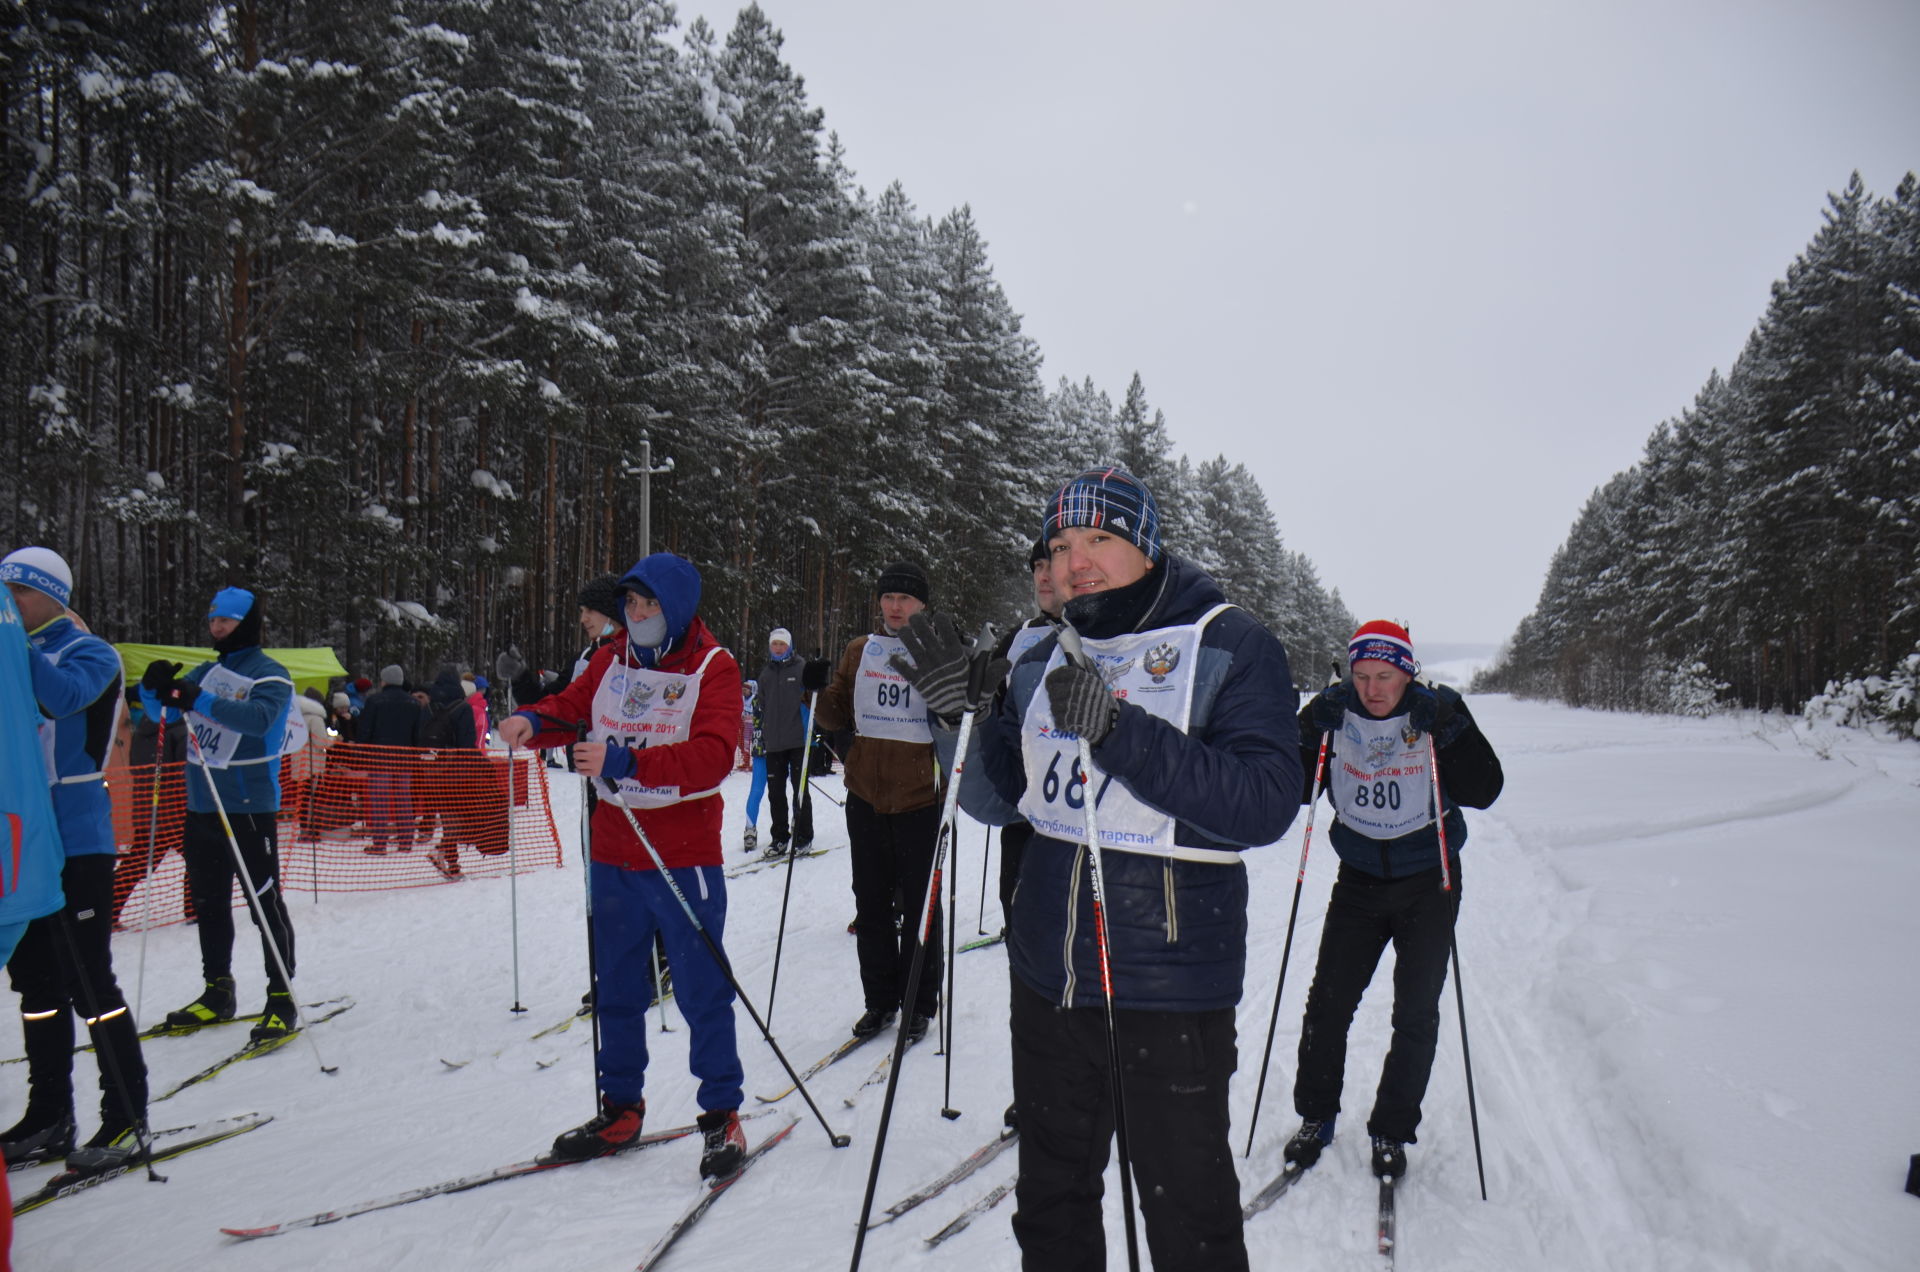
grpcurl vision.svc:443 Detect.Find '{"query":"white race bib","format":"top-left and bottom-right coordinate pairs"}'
top-left (852, 635), bottom-right (932, 744)
top-left (1015, 606), bottom-right (1240, 863)
top-left (590, 648), bottom-right (722, 808)
top-left (1328, 711), bottom-right (1434, 840)
top-left (189, 664), bottom-right (289, 768)
top-left (1005, 623), bottom-right (1054, 665)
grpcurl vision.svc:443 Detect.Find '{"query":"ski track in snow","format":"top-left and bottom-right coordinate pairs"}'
top-left (6, 699), bottom-right (1920, 1270)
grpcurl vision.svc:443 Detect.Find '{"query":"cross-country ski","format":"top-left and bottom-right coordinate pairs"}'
top-left (633, 1116), bottom-right (799, 1271)
top-left (869, 1126), bottom-right (1017, 1228)
top-left (150, 1000), bottom-right (356, 1104)
top-left (12, 1115), bottom-right (274, 1216)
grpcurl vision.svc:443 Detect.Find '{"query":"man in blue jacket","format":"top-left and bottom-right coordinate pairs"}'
top-left (0, 547), bottom-right (150, 1169)
top-left (142, 587), bottom-right (298, 1042)
top-left (921, 468), bottom-right (1302, 1271)
top-left (1283, 620), bottom-right (1503, 1182)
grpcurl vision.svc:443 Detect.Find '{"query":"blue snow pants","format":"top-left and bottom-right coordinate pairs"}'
top-left (589, 860), bottom-right (744, 1112)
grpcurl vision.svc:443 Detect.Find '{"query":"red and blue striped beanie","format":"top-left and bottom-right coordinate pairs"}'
top-left (1042, 467), bottom-right (1163, 563)
top-left (1348, 620), bottom-right (1417, 676)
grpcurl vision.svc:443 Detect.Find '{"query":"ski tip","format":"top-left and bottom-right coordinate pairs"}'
top-left (219, 1226), bottom-right (275, 1240)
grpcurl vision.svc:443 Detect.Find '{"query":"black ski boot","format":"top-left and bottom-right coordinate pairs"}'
top-left (850, 1009), bottom-right (895, 1040)
top-left (249, 990), bottom-right (298, 1043)
top-left (1371, 1136), bottom-right (1407, 1179)
top-left (64, 1120), bottom-right (145, 1175)
top-left (1283, 1117), bottom-right (1335, 1170)
top-left (903, 1013), bottom-right (932, 1044)
top-left (696, 1108), bottom-right (746, 1180)
top-left (548, 1096), bottom-right (645, 1162)
top-left (0, 1107), bottom-right (76, 1167)
top-left (165, 976), bottom-right (236, 1029)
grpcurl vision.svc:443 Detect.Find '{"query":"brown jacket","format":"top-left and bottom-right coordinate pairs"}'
top-left (815, 629), bottom-right (940, 814)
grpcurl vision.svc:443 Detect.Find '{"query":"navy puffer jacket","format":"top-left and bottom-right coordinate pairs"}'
top-left (963, 553), bottom-right (1302, 1013)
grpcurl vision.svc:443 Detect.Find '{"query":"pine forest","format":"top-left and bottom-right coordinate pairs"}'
top-left (0, 0), bottom-right (1355, 680)
top-left (1478, 173), bottom-right (1920, 722)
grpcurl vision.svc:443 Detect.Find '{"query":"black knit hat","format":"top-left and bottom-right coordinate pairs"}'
top-left (576, 573), bottom-right (624, 620)
top-left (875, 561), bottom-right (930, 605)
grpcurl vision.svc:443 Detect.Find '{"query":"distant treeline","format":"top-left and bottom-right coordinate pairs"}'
top-left (0, 0), bottom-right (1350, 679)
top-left (1477, 174), bottom-right (1920, 714)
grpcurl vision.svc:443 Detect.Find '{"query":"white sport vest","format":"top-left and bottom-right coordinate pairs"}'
top-left (590, 647), bottom-right (724, 808)
top-left (189, 664), bottom-right (291, 769)
top-left (1328, 711), bottom-right (1435, 840)
top-left (851, 634), bottom-right (932, 744)
top-left (1016, 605), bottom-right (1240, 864)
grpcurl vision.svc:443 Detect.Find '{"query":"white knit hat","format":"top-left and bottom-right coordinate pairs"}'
top-left (0, 546), bottom-right (73, 608)
top-left (769, 627), bottom-right (793, 648)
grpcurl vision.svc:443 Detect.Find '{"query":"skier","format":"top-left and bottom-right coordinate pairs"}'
top-left (498, 553), bottom-right (748, 1179)
top-left (141, 586), bottom-right (300, 1042)
top-left (753, 627), bottom-right (813, 858)
top-left (934, 468), bottom-right (1303, 1271)
top-left (740, 678), bottom-right (766, 853)
top-left (0, 547), bottom-right (151, 1169)
top-left (806, 562), bottom-right (945, 1043)
top-left (0, 583), bottom-right (66, 1232)
top-left (1283, 620), bottom-right (1504, 1182)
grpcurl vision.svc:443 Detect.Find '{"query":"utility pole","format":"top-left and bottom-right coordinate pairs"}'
top-left (631, 437), bottom-right (675, 558)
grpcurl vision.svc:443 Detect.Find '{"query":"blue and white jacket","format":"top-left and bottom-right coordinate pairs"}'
top-left (147, 646), bottom-right (293, 815)
top-left (0, 593), bottom-right (64, 929)
top-left (963, 553), bottom-right (1302, 1013)
top-left (24, 614), bottom-right (122, 858)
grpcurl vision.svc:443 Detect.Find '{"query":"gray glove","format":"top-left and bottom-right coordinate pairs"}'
top-left (1044, 663), bottom-right (1118, 748)
top-left (890, 612), bottom-right (973, 722)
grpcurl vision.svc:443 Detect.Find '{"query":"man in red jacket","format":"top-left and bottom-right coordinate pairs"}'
top-left (498, 553), bottom-right (747, 1180)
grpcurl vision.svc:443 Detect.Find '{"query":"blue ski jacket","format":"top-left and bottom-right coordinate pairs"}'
top-left (24, 613), bottom-right (122, 858)
top-left (963, 553), bottom-right (1302, 1013)
top-left (0, 593), bottom-right (64, 930)
top-left (146, 645), bottom-right (293, 815)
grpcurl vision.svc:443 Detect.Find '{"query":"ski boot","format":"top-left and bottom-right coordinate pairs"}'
top-left (165, 976), bottom-right (236, 1029)
top-left (249, 991), bottom-right (299, 1043)
top-left (1371, 1136), bottom-right (1407, 1179)
top-left (1283, 1117), bottom-right (1335, 1170)
top-left (742, 825), bottom-right (759, 854)
top-left (65, 1120), bottom-right (145, 1175)
top-left (548, 1096), bottom-right (646, 1162)
top-left (0, 1107), bottom-right (76, 1167)
top-left (696, 1108), bottom-right (746, 1180)
top-left (850, 1009), bottom-right (895, 1040)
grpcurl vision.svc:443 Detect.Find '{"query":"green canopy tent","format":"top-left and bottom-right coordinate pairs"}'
top-left (115, 644), bottom-right (350, 698)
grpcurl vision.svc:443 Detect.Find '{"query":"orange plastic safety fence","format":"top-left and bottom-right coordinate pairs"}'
top-left (107, 739), bottom-right (565, 928)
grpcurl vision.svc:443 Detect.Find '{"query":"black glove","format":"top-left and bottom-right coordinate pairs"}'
top-left (1305, 681), bottom-right (1352, 734)
top-left (1406, 683), bottom-right (1467, 745)
top-left (889, 612), bottom-right (972, 722)
top-left (801, 658), bottom-right (832, 693)
top-left (157, 678), bottom-right (201, 712)
top-left (141, 659), bottom-right (183, 693)
top-left (1044, 663), bottom-right (1119, 748)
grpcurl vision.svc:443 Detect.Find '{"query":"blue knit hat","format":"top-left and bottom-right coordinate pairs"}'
top-left (208, 587), bottom-right (256, 620)
top-left (1042, 467), bottom-right (1163, 564)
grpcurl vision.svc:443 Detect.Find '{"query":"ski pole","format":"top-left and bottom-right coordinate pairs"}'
top-left (1057, 624), bottom-right (1141, 1272)
top-left (766, 691), bottom-right (818, 1026)
top-left (1244, 728), bottom-right (1331, 1157)
top-left (807, 777), bottom-right (845, 808)
top-left (186, 727), bottom-right (337, 1076)
top-left (596, 777), bottom-right (850, 1152)
top-left (563, 722), bottom-right (612, 1104)
top-left (939, 807), bottom-right (959, 1115)
top-left (505, 740), bottom-right (527, 1015)
top-left (134, 718), bottom-right (166, 1020)
top-left (1428, 735), bottom-right (1487, 1201)
top-left (975, 821), bottom-right (991, 935)
top-left (849, 705), bottom-right (974, 1270)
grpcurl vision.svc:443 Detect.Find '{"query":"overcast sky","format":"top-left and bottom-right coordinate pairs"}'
top-left (673, 0), bottom-right (1920, 645)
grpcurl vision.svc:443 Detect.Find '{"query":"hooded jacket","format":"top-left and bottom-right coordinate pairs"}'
top-left (0, 593), bottom-right (65, 929)
top-left (514, 554), bottom-right (741, 872)
top-left (24, 613), bottom-right (124, 857)
top-left (963, 552), bottom-right (1303, 1013)
top-left (146, 597), bottom-right (293, 815)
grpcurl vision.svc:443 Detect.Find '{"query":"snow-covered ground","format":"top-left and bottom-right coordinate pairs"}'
top-left (7, 696), bottom-right (1919, 1271)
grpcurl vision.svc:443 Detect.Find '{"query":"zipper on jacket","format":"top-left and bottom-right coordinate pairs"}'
top-left (1059, 845), bottom-right (1085, 1008)
top-left (1162, 862), bottom-right (1179, 944)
